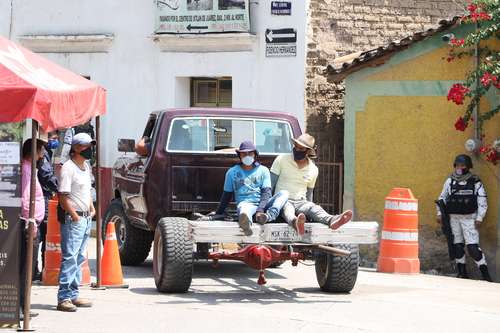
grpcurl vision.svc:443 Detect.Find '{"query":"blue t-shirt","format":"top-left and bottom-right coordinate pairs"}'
top-left (223, 164), bottom-right (271, 204)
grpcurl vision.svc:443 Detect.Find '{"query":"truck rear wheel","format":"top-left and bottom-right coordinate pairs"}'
top-left (153, 217), bottom-right (193, 293)
top-left (315, 244), bottom-right (359, 293)
top-left (102, 199), bottom-right (153, 266)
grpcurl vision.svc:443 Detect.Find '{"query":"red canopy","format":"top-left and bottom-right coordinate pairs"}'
top-left (0, 36), bottom-right (106, 131)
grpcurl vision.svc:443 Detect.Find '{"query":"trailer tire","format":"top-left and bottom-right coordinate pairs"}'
top-left (153, 217), bottom-right (193, 293)
top-left (315, 244), bottom-right (359, 293)
top-left (102, 199), bottom-right (153, 266)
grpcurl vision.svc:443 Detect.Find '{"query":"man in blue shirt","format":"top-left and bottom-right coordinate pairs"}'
top-left (215, 141), bottom-right (288, 236)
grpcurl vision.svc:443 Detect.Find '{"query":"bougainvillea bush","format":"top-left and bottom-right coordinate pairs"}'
top-left (446, 0), bottom-right (499, 165)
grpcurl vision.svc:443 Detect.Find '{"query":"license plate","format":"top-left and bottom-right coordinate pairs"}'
top-left (265, 225), bottom-right (299, 242)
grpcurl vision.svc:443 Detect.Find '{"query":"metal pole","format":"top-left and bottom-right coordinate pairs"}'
top-left (22, 120), bottom-right (38, 331)
top-left (95, 116), bottom-right (102, 287)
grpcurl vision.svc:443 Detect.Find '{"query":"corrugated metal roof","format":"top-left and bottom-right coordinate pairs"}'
top-left (326, 16), bottom-right (462, 82)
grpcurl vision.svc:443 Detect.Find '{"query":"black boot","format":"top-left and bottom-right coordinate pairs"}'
top-left (457, 263), bottom-right (468, 279)
top-left (479, 265), bottom-right (493, 282)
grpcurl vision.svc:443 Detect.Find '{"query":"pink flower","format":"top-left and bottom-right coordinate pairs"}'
top-left (447, 84), bottom-right (470, 105)
top-left (454, 117), bottom-right (468, 131)
top-left (450, 38), bottom-right (465, 47)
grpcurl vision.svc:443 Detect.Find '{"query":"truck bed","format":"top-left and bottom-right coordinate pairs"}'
top-left (189, 221), bottom-right (379, 245)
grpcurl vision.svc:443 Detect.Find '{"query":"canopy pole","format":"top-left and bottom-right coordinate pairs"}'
top-left (95, 116), bottom-right (102, 288)
top-left (21, 120), bottom-right (37, 331)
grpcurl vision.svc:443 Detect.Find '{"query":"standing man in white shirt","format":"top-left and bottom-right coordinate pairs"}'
top-left (57, 133), bottom-right (96, 312)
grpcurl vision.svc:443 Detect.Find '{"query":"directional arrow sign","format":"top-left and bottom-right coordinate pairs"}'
top-left (265, 28), bottom-right (296, 44)
top-left (187, 24), bottom-right (208, 31)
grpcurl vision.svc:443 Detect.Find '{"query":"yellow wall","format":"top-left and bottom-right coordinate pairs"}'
top-left (348, 33), bottom-right (500, 274)
top-left (355, 97), bottom-right (499, 253)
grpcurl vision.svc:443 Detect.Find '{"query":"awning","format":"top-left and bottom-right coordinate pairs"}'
top-left (0, 35), bottom-right (106, 131)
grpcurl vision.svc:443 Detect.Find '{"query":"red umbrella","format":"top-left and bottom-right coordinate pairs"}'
top-left (0, 35), bottom-right (106, 330)
top-left (0, 35), bottom-right (106, 130)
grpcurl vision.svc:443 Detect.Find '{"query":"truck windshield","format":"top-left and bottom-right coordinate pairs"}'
top-left (167, 117), bottom-right (292, 154)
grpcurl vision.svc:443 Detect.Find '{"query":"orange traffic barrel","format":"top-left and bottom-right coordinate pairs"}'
top-left (42, 199), bottom-right (91, 285)
top-left (377, 188), bottom-right (420, 274)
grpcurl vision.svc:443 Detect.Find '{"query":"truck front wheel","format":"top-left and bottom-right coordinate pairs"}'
top-left (315, 244), bottom-right (359, 293)
top-left (102, 199), bottom-right (153, 266)
top-left (153, 217), bottom-right (193, 293)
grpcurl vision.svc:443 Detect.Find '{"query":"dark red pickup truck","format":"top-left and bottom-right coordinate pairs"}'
top-left (103, 108), bottom-right (378, 293)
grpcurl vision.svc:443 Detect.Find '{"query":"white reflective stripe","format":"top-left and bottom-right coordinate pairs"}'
top-left (106, 233), bottom-right (117, 241)
top-left (382, 231), bottom-right (418, 241)
top-left (46, 242), bottom-right (61, 252)
top-left (385, 200), bottom-right (418, 212)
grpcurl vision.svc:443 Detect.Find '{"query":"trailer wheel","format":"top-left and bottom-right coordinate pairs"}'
top-left (102, 199), bottom-right (153, 266)
top-left (315, 244), bottom-right (359, 293)
top-left (153, 217), bottom-right (193, 293)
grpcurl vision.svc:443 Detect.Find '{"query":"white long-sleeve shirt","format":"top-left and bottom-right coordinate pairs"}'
top-left (436, 176), bottom-right (488, 222)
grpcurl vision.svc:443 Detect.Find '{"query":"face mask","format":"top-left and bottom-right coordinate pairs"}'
top-left (241, 156), bottom-right (254, 166)
top-left (80, 147), bottom-right (93, 160)
top-left (47, 139), bottom-right (59, 150)
top-left (293, 148), bottom-right (307, 161)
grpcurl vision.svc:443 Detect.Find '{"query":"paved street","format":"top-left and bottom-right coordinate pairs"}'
top-left (12, 239), bottom-right (500, 333)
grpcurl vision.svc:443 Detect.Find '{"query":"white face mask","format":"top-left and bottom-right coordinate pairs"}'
top-left (241, 156), bottom-right (254, 166)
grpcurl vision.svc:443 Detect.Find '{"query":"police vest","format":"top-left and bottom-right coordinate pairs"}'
top-left (445, 177), bottom-right (479, 215)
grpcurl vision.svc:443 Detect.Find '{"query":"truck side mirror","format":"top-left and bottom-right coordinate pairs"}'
top-left (118, 139), bottom-right (136, 153)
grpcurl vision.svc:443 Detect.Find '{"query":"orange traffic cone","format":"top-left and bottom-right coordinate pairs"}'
top-left (43, 198), bottom-right (91, 286)
top-left (101, 222), bottom-right (128, 288)
top-left (377, 188), bottom-right (420, 274)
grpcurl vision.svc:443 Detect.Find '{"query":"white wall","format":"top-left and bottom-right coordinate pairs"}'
top-left (5, 0), bottom-right (309, 167)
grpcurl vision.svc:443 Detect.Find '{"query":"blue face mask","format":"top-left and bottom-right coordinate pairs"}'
top-left (47, 139), bottom-right (60, 150)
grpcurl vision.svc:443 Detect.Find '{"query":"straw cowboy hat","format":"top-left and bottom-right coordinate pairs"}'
top-left (292, 133), bottom-right (317, 158)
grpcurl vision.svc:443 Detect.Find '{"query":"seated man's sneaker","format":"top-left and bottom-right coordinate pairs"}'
top-left (329, 210), bottom-right (353, 230)
top-left (238, 214), bottom-right (253, 236)
top-left (57, 300), bottom-right (77, 312)
top-left (255, 212), bottom-right (268, 225)
top-left (72, 298), bottom-right (93, 307)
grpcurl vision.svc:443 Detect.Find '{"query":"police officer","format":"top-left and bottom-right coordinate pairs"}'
top-left (437, 154), bottom-right (491, 281)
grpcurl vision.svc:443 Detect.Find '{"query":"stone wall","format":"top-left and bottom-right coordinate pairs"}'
top-left (305, 0), bottom-right (467, 164)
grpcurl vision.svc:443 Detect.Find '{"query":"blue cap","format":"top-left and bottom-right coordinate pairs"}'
top-left (235, 141), bottom-right (256, 153)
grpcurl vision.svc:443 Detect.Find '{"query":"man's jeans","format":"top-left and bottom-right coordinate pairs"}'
top-left (237, 190), bottom-right (289, 223)
top-left (282, 199), bottom-right (336, 226)
top-left (57, 215), bottom-right (91, 302)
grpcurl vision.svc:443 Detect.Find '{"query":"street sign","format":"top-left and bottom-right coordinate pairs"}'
top-left (156, 0), bottom-right (250, 33)
top-left (265, 28), bottom-right (297, 57)
top-left (271, 1), bottom-right (291, 15)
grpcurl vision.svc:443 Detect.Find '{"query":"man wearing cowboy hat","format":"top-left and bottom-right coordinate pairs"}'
top-left (214, 140), bottom-right (289, 236)
top-left (270, 133), bottom-right (353, 235)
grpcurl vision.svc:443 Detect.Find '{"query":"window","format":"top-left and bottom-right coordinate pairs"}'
top-left (167, 117), bottom-right (293, 155)
top-left (255, 120), bottom-right (292, 154)
top-left (209, 119), bottom-right (253, 152)
top-left (191, 78), bottom-right (232, 107)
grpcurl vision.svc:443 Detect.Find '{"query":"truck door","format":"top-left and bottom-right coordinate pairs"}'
top-left (120, 114), bottom-right (158, 228)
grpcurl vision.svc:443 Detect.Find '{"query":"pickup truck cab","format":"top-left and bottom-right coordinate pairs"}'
top-left (104, 108), bottom-right (378, 293)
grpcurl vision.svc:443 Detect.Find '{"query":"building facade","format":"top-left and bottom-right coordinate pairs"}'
top-left (328, 22), bottom-right (500, 280)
